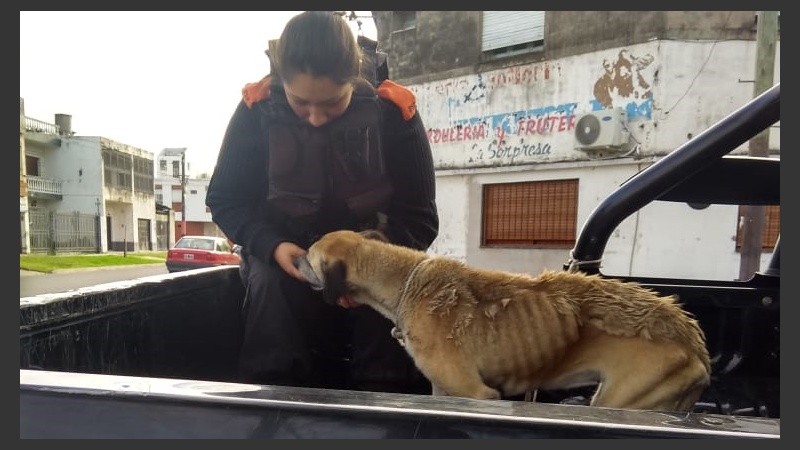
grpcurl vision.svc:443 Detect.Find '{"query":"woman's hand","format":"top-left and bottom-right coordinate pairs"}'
top-left (273, 241), bottom-right (307, 281)
top-left (274, 241), bottom-right (363, 308)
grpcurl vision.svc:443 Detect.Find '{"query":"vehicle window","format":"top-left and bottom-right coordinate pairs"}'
top-left (174, 239), bottom-right (193, 249)
top-left (175, 238), bottom-right (214, 250)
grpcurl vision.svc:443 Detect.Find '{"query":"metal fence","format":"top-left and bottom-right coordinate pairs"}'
top-left (155, 216), bottom-right (170, 250)
top-left (29, 209), bottom-right (100, 254)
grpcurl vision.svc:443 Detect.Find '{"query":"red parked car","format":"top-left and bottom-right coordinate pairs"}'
top-left (166, 235), bottom-right (241, 273)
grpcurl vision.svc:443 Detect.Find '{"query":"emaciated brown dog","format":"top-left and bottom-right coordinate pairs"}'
top-left (296, 230), bottom-right (711, 412)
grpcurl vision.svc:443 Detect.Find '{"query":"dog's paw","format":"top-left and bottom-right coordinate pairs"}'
top-left (475, 386), bottom-right (502, 400)
top-left (431, 385), bottom-right (448, 396)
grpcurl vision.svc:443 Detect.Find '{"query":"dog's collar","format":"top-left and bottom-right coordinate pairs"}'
top-left (398, 257), bottom-right (430, 306)
top-left (392, 257), bottom-right (430, 346)
top-left (390, 326), bottom-right (406, 347)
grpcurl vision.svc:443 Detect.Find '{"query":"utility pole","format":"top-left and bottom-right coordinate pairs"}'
top-left (181, 151), bottom-right (187, 237)
top-left (738, 11), bottom-right (778, 281)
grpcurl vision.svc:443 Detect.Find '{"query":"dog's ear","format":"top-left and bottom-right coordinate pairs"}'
top-left (359, 229), bottom-right (389, 242)
top-left (321, 260), bottom-right (348, 306)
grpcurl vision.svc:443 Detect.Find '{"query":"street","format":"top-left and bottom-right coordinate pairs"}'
top-left (20, 264), bottom-right (169, 298)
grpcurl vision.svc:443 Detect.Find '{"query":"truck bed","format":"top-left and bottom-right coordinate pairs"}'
top-left (18, 260), bottom-right (778, 438)
top-left (19, 84), bottom-right (781, 438)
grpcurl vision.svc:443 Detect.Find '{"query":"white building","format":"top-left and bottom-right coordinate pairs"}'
top-left (155, 147), bottom-right (224, 243)
top-left (374, 11), bottom-right (780, 282)
top-left (20, 108), bottom-right (161, 253)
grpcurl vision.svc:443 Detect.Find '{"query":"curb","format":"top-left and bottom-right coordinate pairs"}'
top-left (21, 263), bottom-right (164, 276)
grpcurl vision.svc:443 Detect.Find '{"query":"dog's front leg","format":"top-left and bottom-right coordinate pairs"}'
top-left (414, 351), bottom-right (501, 400)
top-left (431, 384), bottom-right (448, 396)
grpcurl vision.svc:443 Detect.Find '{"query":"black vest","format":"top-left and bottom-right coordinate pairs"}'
top-left (260, 79), bottom-right (394, 229)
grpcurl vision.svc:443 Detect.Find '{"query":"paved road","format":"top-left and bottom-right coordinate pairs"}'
top-left (20, 264), bottom-right (169, 298)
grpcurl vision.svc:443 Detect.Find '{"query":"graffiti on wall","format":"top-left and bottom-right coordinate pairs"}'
top-left (429, 102), bottom-right (578, 144)
top-left (427, 102), bottom-right (576, 163)
top-left (487, 62), bottom-right (561, 89)
top-left (410, 77), bottom-right (487, 110)
top-left (469, 139), bottom-right (553, 163)
top-left (411, 51), bottom-right (656, 165)
top-left (410, 61), bottom-right (561, 109)
top-left (591, 49), bottom-right (655, 119)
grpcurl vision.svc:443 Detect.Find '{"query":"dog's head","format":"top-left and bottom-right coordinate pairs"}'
top-left (294, 229), bottom-right (388, 305)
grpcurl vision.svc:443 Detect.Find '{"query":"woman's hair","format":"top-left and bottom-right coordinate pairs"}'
top-left (274, 11), bottom-right (361, 85)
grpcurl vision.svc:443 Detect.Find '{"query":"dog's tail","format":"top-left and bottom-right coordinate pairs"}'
top-left (539, 271), bottom-right (711, 374)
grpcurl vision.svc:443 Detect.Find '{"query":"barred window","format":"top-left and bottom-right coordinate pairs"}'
top-left (102, 148), bottom-right (132, 191)
top-left (482, 179), bottom-right (578, 248)
top-left (133, 155), bottom-right (154, 194)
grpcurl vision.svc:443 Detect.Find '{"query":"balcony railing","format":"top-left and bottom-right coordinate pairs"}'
top-left (27, 175), bottom-right (62, 196)
top-left (25, 117), bottom-right (61, 135)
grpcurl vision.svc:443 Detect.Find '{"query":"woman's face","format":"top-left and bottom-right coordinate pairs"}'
top-left (283, 73), bottom-right (353, 127)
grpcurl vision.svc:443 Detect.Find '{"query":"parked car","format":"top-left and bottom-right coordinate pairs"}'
top-left (166, 235), bottom-right (241, 273)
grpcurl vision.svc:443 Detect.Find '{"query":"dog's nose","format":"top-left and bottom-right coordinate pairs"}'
top-left (293, 255), bottom-right (324, 291)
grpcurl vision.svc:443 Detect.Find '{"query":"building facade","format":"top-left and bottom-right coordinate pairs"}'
top-left (20, 99), bottom-right (29, 254)
top-left (155, 147), bottom-right (224, 243)
top-left (20, 104), bottom-right (159, 253)
top-left (372, 11), bottom-right (780, 281)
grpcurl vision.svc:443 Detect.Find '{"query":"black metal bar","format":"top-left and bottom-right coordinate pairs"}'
top-left (762, 236), bottom-right (780, 277)
top-left (568, 83), bottom-right (780, 271)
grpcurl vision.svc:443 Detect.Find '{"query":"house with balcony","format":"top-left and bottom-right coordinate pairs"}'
top-left (371, 11), bottom-right (780, 281)
top-left (20, 98), bottom-right (30, 253)
top-left (155, 147), bottom-right (225, 244)
top-left (19, 99), bottom-right (162, 253)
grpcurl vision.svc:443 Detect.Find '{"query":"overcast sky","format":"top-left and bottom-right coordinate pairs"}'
top-left (20, 11), bottom-right (377, 177)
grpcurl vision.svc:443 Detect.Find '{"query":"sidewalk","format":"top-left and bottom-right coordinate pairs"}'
top-left (20, 262), bottom-right (163, 276)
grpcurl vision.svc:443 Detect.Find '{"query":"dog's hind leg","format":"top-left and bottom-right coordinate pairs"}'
top-left (546, 330), bottom-right (708, 412)
top-left (585, 337), bottom-right (709, 412)
top-left (611, 355), bottom-right (709, 412)
top-left (591, 364), bottom-right (707, 412)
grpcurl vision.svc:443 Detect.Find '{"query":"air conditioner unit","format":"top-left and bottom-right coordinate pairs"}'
top-left (574, 108), bottom-right (629, 151)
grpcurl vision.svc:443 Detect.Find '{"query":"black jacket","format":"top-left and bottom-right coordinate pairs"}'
top-left (206, 84), bottom-right (438, 265)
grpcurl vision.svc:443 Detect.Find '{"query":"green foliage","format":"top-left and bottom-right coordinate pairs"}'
top-left (20, 252), bottom-right (167, 273)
